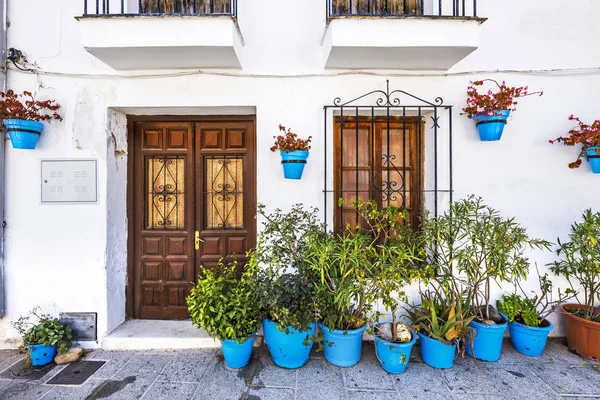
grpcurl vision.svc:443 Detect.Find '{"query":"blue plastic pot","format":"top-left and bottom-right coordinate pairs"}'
top-left (474, 110), bottom-right (510, 141)
top-left (220, 334), bottom-right (255, 369)
top-left (374, 326), bottom-right (417, 374)
top-left (3, 119), bottom-right (44, 150)
top-left (417, 331), bottom-right (457, 369)
top-left (465, 316), bottom-right (508, 362)
top-left (280, 150), bottom-right (309, 180)
top-left (508, 319), bottom-right (554, 357)
top-left (586, 146), bottom-right (600, 174)
top-left (263, 319), bottom-right (315, 369)
top-left (28, 343), bottom-right (57, 367)
top-left (321, 323), bottom-right (366, 367)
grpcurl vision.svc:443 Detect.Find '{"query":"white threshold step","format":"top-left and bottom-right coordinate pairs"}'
top-left (102, 320), bottom-right (262, 350)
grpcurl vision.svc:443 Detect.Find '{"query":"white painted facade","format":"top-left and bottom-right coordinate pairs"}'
top-left (0, 0), bottom-right (599, 348)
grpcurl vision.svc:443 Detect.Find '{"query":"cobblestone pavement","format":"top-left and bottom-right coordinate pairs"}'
top-left (0, 338), bottom-right (598, 400)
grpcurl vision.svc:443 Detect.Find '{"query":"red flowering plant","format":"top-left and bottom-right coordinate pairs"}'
top-left (270, 125), bottom-right (312, 153)
top-left (462, 79), bottom-right (542, 120)
top-left (549, 115), bottom-right (600, 169)
top-left (0, 90), bottom-right (63, 123)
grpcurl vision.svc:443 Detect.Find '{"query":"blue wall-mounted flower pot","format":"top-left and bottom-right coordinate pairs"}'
top-left (280, 150), bottom-right (309, 179)
top-left (3, 119), bottom-right (44, 150)
top-left (220, 334), bottom-right (255, 369)
top-left (28, 343), bottom-right (57, 366)
top-left (321, 323), bottom-right (366, 367)
top-left (465, 317), bottom-right (508, 362)
top-left (586, 146), bottom-right (600, 174)
top-left (474, 110), bottom-right (510, 141)
top-left (374, 326), bottom-right (417, 374)
top-left (417, 331), bottom-right (457, 369)
top-left (263, 319), bottom-right (315, 369)
top-left (508, 319), bottom-right (554, 357)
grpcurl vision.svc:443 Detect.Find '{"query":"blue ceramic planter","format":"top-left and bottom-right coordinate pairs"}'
top-left (280, 150), bottom-right (309, 179)
top-left (474, 110), bottom-right (510, 141)
top-left (417, 331), bottom-right (457, 369)
top-left (465, 316), bottom-right (508, 362)
top-left (3, 119), bottom-right (44, 150)
top-left (321, 324), bottom-right (366, 367)
top-left (508, 319), bottom-right (554, 357)
top-left (28, 343), bottom-right (57, 366)
top-left (220, 334), bottom-right (255, 369)
top-left (586, 146), bottom-right (600, 174)
top-left (374, 327), bottom-right (417, 374)
top-left (262, 319), bottom-right (315, 369)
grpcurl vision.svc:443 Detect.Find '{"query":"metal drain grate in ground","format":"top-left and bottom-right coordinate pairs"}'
top-left (46, 361), bottom-right (106, 385)
top-left (0, 359), bottom-right (55, 380)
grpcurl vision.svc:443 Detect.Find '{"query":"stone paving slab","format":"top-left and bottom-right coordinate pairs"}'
top-left (0, 338), bottom-right (598, 400)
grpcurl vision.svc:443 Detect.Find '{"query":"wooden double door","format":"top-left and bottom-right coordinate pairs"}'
top-left (129, 117), bottom-right (256, 319)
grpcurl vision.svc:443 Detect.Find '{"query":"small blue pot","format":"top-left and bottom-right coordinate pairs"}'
top-left (280, 150), bottom-right (309, 180)
top-left (474, 110), bottom-right (510, 141)
top-left (374, 327), bottom-right (417, 374)
top-left (262, 319), bottom-right (316, 369)
top-left (321, 323), bottom-right (366, 367)
top-left (586, 146), bottom-right (600, 174)
top-left (3, 119), bottom-right (44, 150)
top-left (220, 334), bottom-right (255, 369)
top-left (417, 331), bottom-right (457, 369)
top-left (28, 343), bottom-right (57, 366)
top-left (465, 316), bottom-right (508, 362)
top-left (508, 319), bottom-right (554, 357)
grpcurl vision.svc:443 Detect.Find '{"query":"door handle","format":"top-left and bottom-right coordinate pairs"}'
top-left (195, 231), bottom-right (204, 250)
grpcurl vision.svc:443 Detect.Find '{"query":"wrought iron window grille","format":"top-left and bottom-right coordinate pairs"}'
top-left (323, 80), bottom-right (453, 232)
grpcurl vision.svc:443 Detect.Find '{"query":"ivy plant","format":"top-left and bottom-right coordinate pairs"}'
top-left (187, 260), bottom-right (260, 343)
top-left (12, 307), bottom-right (72, 355)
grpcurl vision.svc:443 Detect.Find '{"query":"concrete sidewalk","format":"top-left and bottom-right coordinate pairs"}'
top-left (0, 338), bottom-right (598, 400)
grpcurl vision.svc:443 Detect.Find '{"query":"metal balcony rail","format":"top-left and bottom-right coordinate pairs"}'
top-left (326, 0), bottom-right (477, 19)
top-left (83, 0), bottom-right (237, 17)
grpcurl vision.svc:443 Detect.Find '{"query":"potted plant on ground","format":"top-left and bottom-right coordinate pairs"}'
top-left (250, 203), bottom-right (324, 369)
top-left (549, 209), bottom-right (600, 361)
top-left (270, 124), bottom-right (312, 180)
top-left (11, 307), bottom-right (72, 367)
top-left (549, 115), bottom-right (600, 173)
top-left (0, 90), bottom-right (62, 150)
top-left (497, 268), bottom-right (575, 357)
top-left (454, 196), bottom-right (551, 362)
top-left (462, 79), bottom-right (542, 141)
top-left (187, 260), bottom-right (261, 369)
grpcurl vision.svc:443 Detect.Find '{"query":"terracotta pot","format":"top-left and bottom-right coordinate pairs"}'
top-left (561, 304), bottom-right (600, 361)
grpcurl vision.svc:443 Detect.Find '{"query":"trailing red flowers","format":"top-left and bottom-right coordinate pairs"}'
top-left (549, 115), bottom-right (600, 169)
top-left (270, 125), bottom-right (312, 153)
top-left (0, 90), bottom-right (63, 123)
top-left (462, 79), bottom-right (542, 119)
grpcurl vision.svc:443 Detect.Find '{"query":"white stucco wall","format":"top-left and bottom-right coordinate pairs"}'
top-left (0, 0), bottom-right (599, 347)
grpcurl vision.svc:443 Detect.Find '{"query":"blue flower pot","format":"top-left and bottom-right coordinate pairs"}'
top-left (321, 323), bottom-right (366, 367)
top-left (508, 319), bottom-right (554, 357)
top-left (28, 343), bottom-right (57, 366)
top-left (586, 146), bottom-right (600, 174)
top-left (374, 327), bottom-right (417, 374)
top-left (465, 316), bottom-right (508, 362)
top-left (220, 334), bottom-right (255, 369)
top-left (280, 150), bottom-right (309, 180)
top-left (3, 119), bottom-right (44, 150)
top-left (417, 331), bottom-right (457, 369)
top-left (474, 110), bottom-right (510, 141)
top-left (262, 319), bottom-right (315, 369)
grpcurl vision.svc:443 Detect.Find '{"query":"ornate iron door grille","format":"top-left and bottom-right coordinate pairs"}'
top-left (323, 80), bottom-right (453, 231)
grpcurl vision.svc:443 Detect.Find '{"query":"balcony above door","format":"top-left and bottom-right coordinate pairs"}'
top-left (77, 0), bottom-right (243, 70)
top-left (323, 0), bottom-right (486, 70)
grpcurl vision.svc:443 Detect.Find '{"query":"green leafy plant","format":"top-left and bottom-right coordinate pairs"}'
top-left (11, 307), bottom-right (72, 355)
top-left (187, 260), bottom-right (260, 343)
top-left (249, 203), bottom-right (325, 334)
top-left (462, 79), bottom-right (542, 120)
top-left (549, 115), bottom-right (600, 169)
top-left (549, 209), bottom-right (600, 322)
